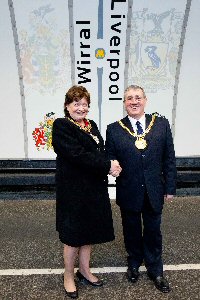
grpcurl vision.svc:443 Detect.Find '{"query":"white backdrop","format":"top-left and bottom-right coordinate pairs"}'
top-left (0, 0), bottom-right (200, 158)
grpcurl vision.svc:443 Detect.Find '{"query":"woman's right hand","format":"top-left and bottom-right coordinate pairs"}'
top-left (109, 160), bottom-right (122, 177)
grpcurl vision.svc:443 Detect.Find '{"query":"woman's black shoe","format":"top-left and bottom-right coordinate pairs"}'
top-left (76, 270), bottom-right (103, 287)
top-left (63, 274), bottom-right (78, 298)
top-left (64, 289), bottom-right (78, 299)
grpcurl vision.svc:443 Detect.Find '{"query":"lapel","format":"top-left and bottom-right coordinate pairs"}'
top-left (66, 117), bottom-right (100, 146)
top-left (145, 114), bottom-right (152, 129)
top-left (121, 115), bottom-right (134, 131)
top-left (119, 116), bottom-right (135, 142)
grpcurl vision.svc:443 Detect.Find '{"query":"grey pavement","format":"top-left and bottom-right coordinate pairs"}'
top-left (0, 195), bottom-right (200, 300)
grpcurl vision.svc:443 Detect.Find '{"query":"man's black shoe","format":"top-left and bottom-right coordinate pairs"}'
top-left (148, 274), bottom-right (171, 293)
top-left (127, 268), bottom-right (140, 283)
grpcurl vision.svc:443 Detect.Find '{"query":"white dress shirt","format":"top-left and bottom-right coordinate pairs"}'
top-left (128, 114), bottom-right (146, 133)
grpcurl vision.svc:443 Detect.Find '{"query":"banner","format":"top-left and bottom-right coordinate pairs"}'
top-left (13, 0), bottom-right (72, 158)
top-left (127, 0), bottom-right (187, 125)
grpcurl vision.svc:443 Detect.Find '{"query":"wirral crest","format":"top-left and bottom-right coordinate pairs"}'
top-left (19, 4), bottom-right (71, 95)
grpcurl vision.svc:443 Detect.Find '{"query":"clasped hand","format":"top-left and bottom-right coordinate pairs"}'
top-left (109, 160), bottom-right (122, 177)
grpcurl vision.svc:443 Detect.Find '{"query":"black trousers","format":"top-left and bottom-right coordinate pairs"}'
top-left (120, 193), bottom-right (163, 277)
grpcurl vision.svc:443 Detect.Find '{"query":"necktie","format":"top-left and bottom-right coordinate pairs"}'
top-left (136, 121), bottom-right (143, 134)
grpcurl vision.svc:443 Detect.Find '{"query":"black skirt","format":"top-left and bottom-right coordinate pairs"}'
top-left (57, 194), bottom-right (115, 247)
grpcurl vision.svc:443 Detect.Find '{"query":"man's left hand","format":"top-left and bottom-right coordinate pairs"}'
top-left (164, 194), bottom-right (174, 201)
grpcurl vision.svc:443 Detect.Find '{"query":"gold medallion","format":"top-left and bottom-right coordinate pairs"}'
top-left (135, 138), bottom-right (147, 150)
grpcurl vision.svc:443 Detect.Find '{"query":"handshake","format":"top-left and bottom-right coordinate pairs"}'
top-left (109, 160), bottom-right (122, 177)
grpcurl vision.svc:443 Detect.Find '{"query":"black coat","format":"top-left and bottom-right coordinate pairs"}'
top-left (52, 117), bottom-right (114, 247)
top-left (105, 114), bottom-right (177, 213)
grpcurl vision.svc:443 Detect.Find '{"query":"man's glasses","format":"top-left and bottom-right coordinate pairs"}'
top-left (125, 96), bottom-right (144, 102)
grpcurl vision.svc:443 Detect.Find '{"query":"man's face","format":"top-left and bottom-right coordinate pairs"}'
top-left (124, 88), bottom-right (147, 119)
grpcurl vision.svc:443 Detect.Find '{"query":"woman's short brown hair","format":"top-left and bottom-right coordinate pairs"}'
top-left (64, 85), bottom-right (90, 117)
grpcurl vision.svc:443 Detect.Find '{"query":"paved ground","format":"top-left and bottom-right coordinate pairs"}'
top-left (0, 195), bottom-right (200, 300)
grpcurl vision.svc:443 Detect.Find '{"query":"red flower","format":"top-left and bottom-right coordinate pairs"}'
top-left (84, 119), bottom-right (89, 127)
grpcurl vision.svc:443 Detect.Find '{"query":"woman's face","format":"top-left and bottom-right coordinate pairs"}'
top-left (66, 97), bottom-right (89, 123)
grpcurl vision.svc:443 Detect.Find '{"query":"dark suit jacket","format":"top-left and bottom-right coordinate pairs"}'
top-left (106, 114), bottom-right (176, 213)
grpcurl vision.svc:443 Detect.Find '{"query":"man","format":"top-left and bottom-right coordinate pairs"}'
top-left (106, 85), bottom-right (176, 293)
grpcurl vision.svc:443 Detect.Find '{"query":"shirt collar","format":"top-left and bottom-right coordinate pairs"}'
top-left (128, 114), bottom-right (146, 129)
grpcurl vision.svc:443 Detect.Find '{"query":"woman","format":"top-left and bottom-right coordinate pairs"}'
top-left (52, 85), bottom-right (121, 299)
